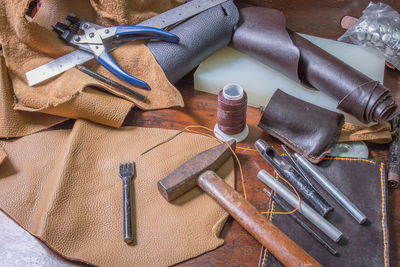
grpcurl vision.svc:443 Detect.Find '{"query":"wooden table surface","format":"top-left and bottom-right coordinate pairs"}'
top-left (1, 1), bottom-right (399, 266)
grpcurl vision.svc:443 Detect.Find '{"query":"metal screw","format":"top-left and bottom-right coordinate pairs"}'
top-left (83, 23), bottom-right (89, 29)
top-left (89, 33), bottom-right (95, 38)
top-left (105, 29), bottom-right (109, 34)
top-left (74, 36), bottom-right (80, 42)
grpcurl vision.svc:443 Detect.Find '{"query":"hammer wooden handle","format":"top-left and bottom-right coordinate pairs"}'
top-left (198, 171), bottom-right (321, 267)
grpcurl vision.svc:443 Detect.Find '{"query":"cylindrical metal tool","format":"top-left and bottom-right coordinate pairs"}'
top-left (122, 176), bottom-right (133, 243)
top-left (76, 65), bottom-right (147, 102)
top-left (294, 153), bottom-right (368, 224)
top-left (388, 114), bottom-right (400, 189)
top-left (255, 139), bottom-right (334, 218)
top-left (263, 189), bottom-right (338, 256)
top-left (258, 169), bottom-right (343, 243)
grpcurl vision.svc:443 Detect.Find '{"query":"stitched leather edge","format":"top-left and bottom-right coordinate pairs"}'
top-left (260, 158), bottom-right (389, 267)
top-left (258, 121), bottom-right (343, 163)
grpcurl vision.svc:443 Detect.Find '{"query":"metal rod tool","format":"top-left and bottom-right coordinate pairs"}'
top-left (76, 65), bottom-right (147, 102)
top-left (294, 153), bottom-right (368, 224)
top-left (263, 188), bottom-right (338, 256)
top-left (258, 169), bottom-right (343, 243)
top-left (281, 145), bottom-right (318, 190)
top-left (255, 139), bottom-right (334, 218)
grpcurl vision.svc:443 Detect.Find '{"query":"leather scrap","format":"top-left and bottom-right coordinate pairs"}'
top-left (338, 122), bottom-right (392, 144)
top-left (260, 156), bottom-right (390, 267)
top-left (258, 89), bottom-right (344, 163)
top-left (0, 0), bottom-right (184, 138)
top-left (232, 6), bottom-right (397, 123)
top-left (0, 119), bottom-right (235, 266)
top-left (0, 54), bottom-right (66, 138)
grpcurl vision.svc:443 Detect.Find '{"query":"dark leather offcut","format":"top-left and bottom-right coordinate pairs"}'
top-left (232, 6), bottom-right (397, 123)
top-left (148, 1), bottom-right (239, 84)
top-left (259, 157), bottom-right (390, 267)
top-left (258, 89), bottom-right (344, 163)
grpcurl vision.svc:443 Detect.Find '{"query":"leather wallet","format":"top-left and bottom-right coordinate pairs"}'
top-left (258, 89), bottom-right (344, 163)
top-left (148, 0), bottom-right (239, 84)
top-left (259, 156), bottom-right (390, 267)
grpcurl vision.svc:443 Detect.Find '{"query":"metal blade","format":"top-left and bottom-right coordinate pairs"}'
top-left (26, 0), bottom-right (230, 86)
top-left (26, 50), bottom-right (94, 86)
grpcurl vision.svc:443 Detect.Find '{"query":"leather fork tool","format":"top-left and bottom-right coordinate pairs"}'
top-left (119, 162), bottom-right (135, 244)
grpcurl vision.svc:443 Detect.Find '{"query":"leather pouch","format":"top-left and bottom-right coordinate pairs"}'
top-left (258, 89), bottom-right (344, 163)
top-left (259, 157), bottom-right (390, 267)
top-left (148, 0), bottom-right (239, 84)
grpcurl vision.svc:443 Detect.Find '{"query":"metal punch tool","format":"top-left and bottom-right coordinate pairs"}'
top-left (52, 15), bottom-right (180, 90)
top-left (119, 161), bottom-right (136, 244)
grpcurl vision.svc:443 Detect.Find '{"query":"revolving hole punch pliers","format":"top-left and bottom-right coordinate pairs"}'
top-left (52, 15), bottom-right (180, 90)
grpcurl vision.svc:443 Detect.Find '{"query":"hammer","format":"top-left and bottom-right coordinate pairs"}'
top-left (158, 140), bottom-right (321, 267)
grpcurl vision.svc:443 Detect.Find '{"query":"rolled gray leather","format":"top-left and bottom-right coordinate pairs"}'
top-left (147, 1), bottom-right (239, 84)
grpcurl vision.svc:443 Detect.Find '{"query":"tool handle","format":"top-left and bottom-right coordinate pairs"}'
top-left (76, 65), bottom-right (147, 102)
top-left (122, 177), bottom-right (133, 244)
top-left (97, 50), bottom-right (151, 90)
top-left (114, 26), bottom-right (180, 43)
top-left (198, 171), bottom-right (321, 267)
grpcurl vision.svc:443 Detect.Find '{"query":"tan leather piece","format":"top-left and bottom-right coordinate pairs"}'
top-left (338, 122), bottom-right (392, 144)
top-left (0, 0), bottom-right (183, 137)
top-left (0, 54), bottom-right (66, 138)
top-left (38, 88), bottom-right (134, 128)
top-left (0, 146), bottom-right (6, 164)
top-left (0, 120), bottom-right (234, 266)
top-left (89, 0), bottom-right (185, 26)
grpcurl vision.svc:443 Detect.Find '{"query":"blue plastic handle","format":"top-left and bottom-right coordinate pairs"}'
top-left (114, 26), bottom-right (180, 43)
top-left (97, 50), bottom-right (151, 90)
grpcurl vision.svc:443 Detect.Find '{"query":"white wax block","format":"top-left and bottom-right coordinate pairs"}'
top-left (194, 34), bottom-right (386, 125)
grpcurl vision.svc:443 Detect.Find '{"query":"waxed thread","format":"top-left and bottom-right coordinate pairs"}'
top-left (217, 88), bottom-right (247, 135)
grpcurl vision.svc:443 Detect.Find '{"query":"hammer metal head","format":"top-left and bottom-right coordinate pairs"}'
top-left (158, 139), bottom-right (236, 202)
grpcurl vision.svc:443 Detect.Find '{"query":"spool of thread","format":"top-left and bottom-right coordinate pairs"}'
top-left (214, 83), bottom-right (249, 142)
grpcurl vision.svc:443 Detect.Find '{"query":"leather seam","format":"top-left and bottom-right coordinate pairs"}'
top-left (263, 158), bottom-right (387, 267)
top-left (380, 162), bottom-right (388, 267)
top-left (325, 157), bottom-right (376, 164)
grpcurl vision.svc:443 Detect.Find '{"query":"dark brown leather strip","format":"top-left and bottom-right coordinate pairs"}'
top-left (232, 6), bottom-right (397, 123)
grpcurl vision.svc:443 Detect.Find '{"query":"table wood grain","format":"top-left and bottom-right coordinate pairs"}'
top-left (0, 1), bottom-right (399, 266)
